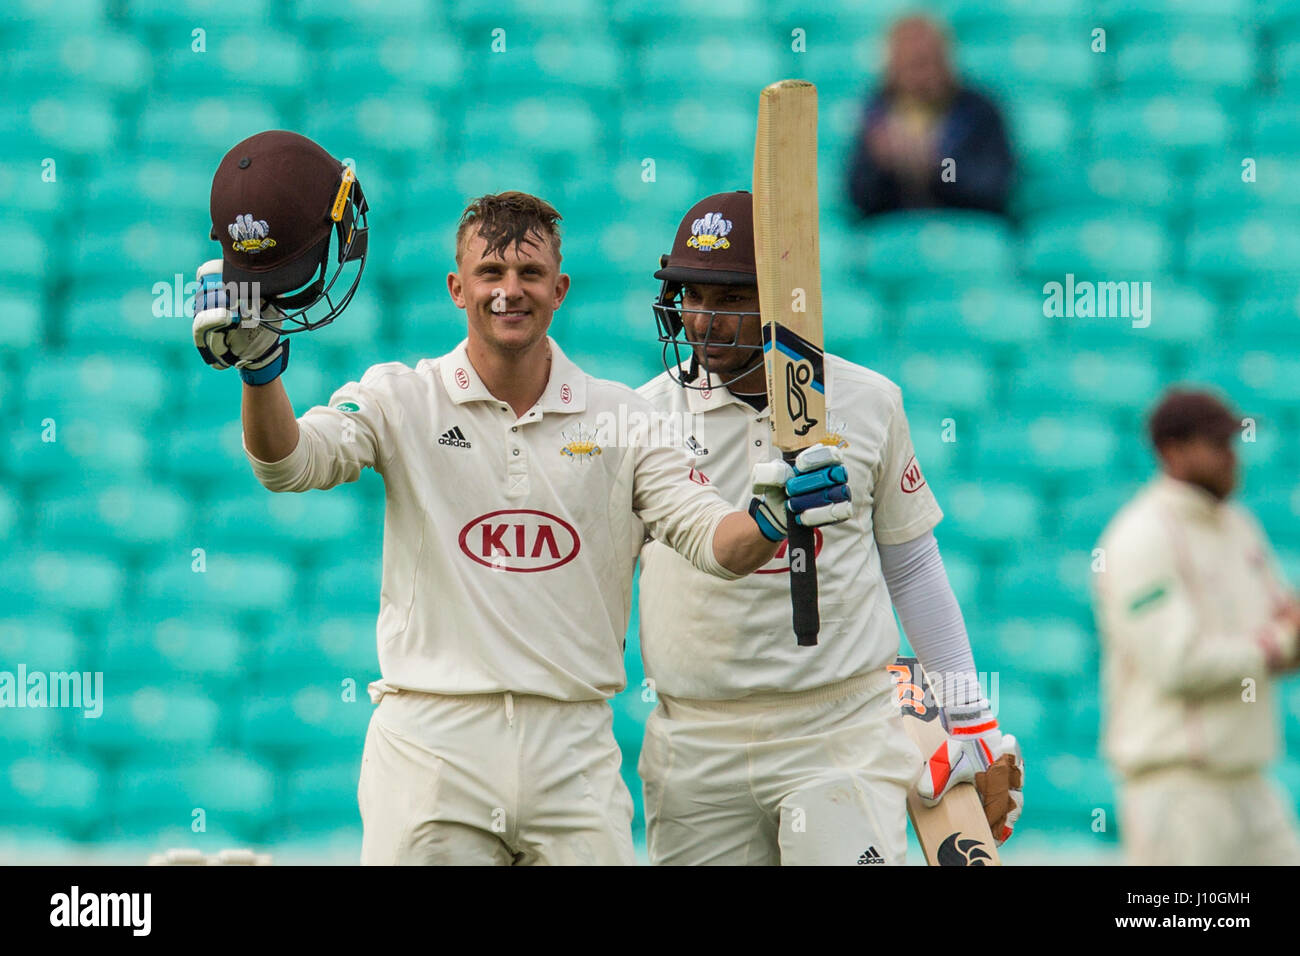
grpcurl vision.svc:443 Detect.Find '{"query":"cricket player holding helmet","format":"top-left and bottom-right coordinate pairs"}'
top-left (190, 140), bottom-right (854, 864)
top-left (639, 190), bottom-right (1024, 865)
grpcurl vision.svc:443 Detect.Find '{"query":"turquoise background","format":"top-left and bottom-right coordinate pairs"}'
top-left (2, 0), bottom-right (1299, 863)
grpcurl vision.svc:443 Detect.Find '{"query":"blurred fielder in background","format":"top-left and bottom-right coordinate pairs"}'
top-left (191, 134), bottom-right (854, 864)
top-left (1094, 388), bottom-right (1300, 865)
top-left (636, 191), bottom-right (1024, 865)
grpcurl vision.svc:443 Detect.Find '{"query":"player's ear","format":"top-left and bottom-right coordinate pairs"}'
top-left (447, 270), bottom-right (466, 309)
top-left (552, 272), bottom-right (570, 310)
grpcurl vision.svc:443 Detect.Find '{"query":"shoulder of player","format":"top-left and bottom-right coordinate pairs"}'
top-left (633, 369), bottom-right (683, 406)
top-left (827, 353), bottom-right (904, 410)
top-left (355, 360), bottom-right (419, 390)
top-left (1096, 490), bottom-right (1171, 563)
top-left (582, 374), bottom-right (660, 414)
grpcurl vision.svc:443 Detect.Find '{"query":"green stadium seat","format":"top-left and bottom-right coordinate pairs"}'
top-left (4, 30), bottom-right (152, 95)
top-left (309, 554), bottom-right (382, 614)
top-left (24, 352), bottom-right (169, 422)
top-left (621, 99), bottom-right (755, 164)
top-left (1250, 95), bottom-right (1300, 151)
top-left (180, 352), bottom-right (333, 426)
top-left (992, 618), bottom-right (1093, 679)
top-left (70, 284), bottom-right (191, 353)
top-left (856, 212), bottom-right (1016, 283)
top-left (283, 758), bottom-right (361, 829)
top-left (1114, 35), bottom-right (1254, 91)
top-left (450, 0), bottom-right (606, 26)
top-left (941, 481), bottom-right (1044, 548)
top-left (944, 0), bottom-right (1097, 34)
top-left (9, 0), bottom-right (107, 21)
top-left (1234, 285), bottom-right (1300, 346)
top-left (894, 351), bottom-right (995, 413)
top-left (0, 160), bottom-right (68, 219)
top-left (1185, 214), bottom-right (1300, 282)
top-left (114, 752), bottom-right (275, 838)
top-left (612, 0), bottom-right (760, 31)
top-left (900, 283), bottom-right (1050, 347)
top-left (0, 286), bottom-right (40, 349)
top-left (1190, 154), bottom-right (1300, 214)
top-left (1021, 213), bottom-right (1172, 277)
top-left (476, 34), bottom-right (624, 95)
top-left (238, 675), bottom-right (374, 754)
top-left (102, 616), bottom-right (245, 682)
top-left (125, 0), bottom-right (272, 27)
top-left (1003, 96), bottom-right (1076, 171)
top-left (977, 413), bottom-right (1119, 479)
top-left (995, 545), bottom-right (1097, 622)
top-left (0, 618), bottom-right (83, 685)
top-left (987, 679), bottom-right (1046, 742)
top-left (82, 160), bottom-right (211, 221)
top-left (137, 96), bottom-right (283, 154)
top-left (202, 491), bottom-right (367, 553)
top-left (0, 95), bottom-right (118, 159)
top-left (1010, 349), bottom-right (1162, 414)
top-left (158, 31), bottom-right (308, 93)
top-left (36, 480), bottom-right (190, 549)
top-left (960, 36), bottom-right (1097, 95)
top-left (637, 37), bottom-right (781, 98)
top-left (140, 551), bottom-right (296, 614)
top-left (1018, 156), bottom-right (1178, 218)
top-left (1101, 0), bottom-right (1254, 25)
top-left (0, 704), bottom-right (61, 749)
top-left (73, 222), bottom-right (209, 284)
top-left (74, 682), bottom-right (223, 754)
top-left (3, 419), bottom-right (151, 481)
top-left (459, 97), bottom-right (599, 161)
top-left (264, 612), bottom-right (378, 676)
top-left (0, 223), bottom-right (48, 280)
top-left (1056, 485), bottom-right (1144, 551)
top-left (1092, 94), bottom-right (1231, 156)
top-left (291, 0), bottom-right (435, 28)
top-left (0, 754), bottom-right (103, 829)
top-left (316, 36), bottom-right (464, 99)
top-left (1, 551), bottom-right (125, 614)
top-left (1035, 754), bottom-right (1115, 818)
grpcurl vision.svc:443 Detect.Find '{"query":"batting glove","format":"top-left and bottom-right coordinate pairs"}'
top-left (191, 259), bottom-right (290, 386)
top-left (915, 703), bottom-right (1024, 845)
top-left (747, 444), bottom-right (853, 542)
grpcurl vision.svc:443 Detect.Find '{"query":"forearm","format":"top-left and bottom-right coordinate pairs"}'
top-left (712, 511), bottom-right (780, 576)
top-left (242, 378), bottom-right (300, 464)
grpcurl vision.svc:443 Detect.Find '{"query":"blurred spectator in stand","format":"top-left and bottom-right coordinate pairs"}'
top-left (846, 15), bottom-right (1014, 218)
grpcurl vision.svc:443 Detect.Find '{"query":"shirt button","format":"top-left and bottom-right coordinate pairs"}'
top-left (511, 426), bottom-right (518, 432)
top-left (754, 439), bottom-right (762, 447)
top-left (512, 449), bottom-right (520, 456)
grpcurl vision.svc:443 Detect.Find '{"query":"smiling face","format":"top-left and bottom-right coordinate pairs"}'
top-left (679, 282), bottom-right (764, 380)
top-left (447, 225), bottom-right (569, 356)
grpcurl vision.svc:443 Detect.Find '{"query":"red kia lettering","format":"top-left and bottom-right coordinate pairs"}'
top-left (459, 510), bottom-right (581, 572)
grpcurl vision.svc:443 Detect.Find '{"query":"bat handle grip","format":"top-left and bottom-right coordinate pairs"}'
top-left (785, 449), bottom-right (820, 646)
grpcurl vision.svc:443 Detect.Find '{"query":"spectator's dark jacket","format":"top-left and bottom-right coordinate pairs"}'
top-left (846, 86), bottom-right (1014, 217)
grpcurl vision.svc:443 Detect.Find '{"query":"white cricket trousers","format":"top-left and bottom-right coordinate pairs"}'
top-left (358, 688), bottom-right (636, 865)
top-left (638, 669), bottom-right (922, 865)
top-left (1120, 765), bottom-right (1300, 865)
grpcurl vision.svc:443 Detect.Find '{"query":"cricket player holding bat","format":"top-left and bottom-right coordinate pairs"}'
top-left (1094, 388), bottom-right (1300, 865)
top-left (189, 131), bottom-right (854, 864)
top-left (636, 189), bottom-right (1024, 865)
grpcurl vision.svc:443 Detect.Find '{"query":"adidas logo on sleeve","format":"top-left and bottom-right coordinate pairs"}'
top-left (438, 426), bottom-right (472, 449)
top-left (856, 846), bottom-right (885, 864)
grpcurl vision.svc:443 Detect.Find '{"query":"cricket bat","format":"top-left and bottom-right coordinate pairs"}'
top-left (888, 657), bottom-right (1001, 866)
top-left (753, 79), bottom-right (827, 646)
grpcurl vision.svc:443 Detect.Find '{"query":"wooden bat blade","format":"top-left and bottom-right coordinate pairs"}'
top-left (753, 79), bottom-right (826, 453)
top-left (889, 657), bottom-right (1002, 866)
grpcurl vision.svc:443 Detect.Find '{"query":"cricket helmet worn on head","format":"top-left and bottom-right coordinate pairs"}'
top-left (209, 129), bottom-right (369, 334)
top-left (653, 190), bottom-right (763, 390)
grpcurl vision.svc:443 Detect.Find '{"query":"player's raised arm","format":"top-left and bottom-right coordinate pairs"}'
top-left (188, 130), bottom-right (373, 493)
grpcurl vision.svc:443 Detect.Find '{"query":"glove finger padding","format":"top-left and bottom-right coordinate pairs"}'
top-left (975, 754), bottom-right (1023, 844)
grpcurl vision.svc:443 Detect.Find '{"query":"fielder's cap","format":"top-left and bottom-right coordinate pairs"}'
top-left (209, 130), bottom-right (360, 297)
top-left (655, 190), bottom-right (757, 286)
top-left (1148, 388), bottom-right (1240, 448)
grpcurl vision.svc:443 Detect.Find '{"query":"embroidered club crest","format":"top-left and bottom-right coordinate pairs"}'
top-left (560, 423), bottom-right (602, 462)
top-left (686, 212), bottom-right (732, 252)
top-left (229, 213), bottom-right (277, 253)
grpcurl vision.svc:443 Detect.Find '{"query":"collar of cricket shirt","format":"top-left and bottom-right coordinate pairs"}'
top-left (438, 337), bottom-right (587, 414)
top-left (1153, 472), bottom-right (1226, 522)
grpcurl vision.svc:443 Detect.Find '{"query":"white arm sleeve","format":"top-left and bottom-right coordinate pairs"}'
top-left (878, 529), bottom-right (983, 708)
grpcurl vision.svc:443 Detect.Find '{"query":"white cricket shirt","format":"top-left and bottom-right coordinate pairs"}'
top-left (636, 354), bottom-right (944, 699)
top-left (1094, 474), bottom-right (1295, 776)
top-left (245, 338), bottom-right (737, 702)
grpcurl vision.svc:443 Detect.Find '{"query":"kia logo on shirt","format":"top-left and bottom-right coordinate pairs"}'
top-left (900, 456), bottom-right (926, 494)
top-left (458, 510), bottom-right (581, 572)
top-left (755, 528), bottom-right (824, 574)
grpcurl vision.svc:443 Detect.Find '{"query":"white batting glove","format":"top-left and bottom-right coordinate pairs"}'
top-left (191, 259), bottom-right (290, 386)
top-left (915, 703), bottom-right (1024, 845)
top-left (747, 444), bottom-right (854, 542)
